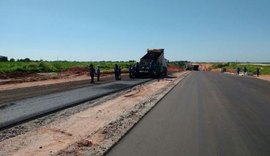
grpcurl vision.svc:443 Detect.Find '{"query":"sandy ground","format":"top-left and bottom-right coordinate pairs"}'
top-left (0, 71), bottom-right (190, 156)
top-left (206, 65), bottom-right (270, 82)
top-left (223, 72), bottom-right (270, 82)
top-left (199, 63), bottom-right (212, 71)
top-left (257, 75), bottom-right (270, 81)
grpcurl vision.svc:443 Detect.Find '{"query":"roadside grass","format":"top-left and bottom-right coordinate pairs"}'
top-left (0, 61), bottom-right (135, 74)
top-left (211, 63), bottom-right (270, 75)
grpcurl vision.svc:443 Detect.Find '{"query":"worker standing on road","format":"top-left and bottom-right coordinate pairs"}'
top-left (243, 67), bottom-right (247, 75)
top-left (96, 66), bottom-right (100, 81)
top-left (118, 66), bottom-right (122, 80)
top-left (135, 62), bottom-right (140, 78)
top-left (132, 64), bottom-right (137, 78)
top-left (236, 67), bottom-right (240, 75)
top-left (129, 65), bottom-right (132, 78)
top-left (114, 64), bottom-right (119, 80)
top-left (256, 68), bottom-right (260, 77)
top-left (89, 64), bottom-right (95, 83)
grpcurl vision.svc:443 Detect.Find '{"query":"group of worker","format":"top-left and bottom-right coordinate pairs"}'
top-left (236, 66), bottom-right (260, 77)
top-left (89, 64), bottom-right (101, 83)
top-left (89, 61), bottom-right (163, 83)
top-left (89, 64), bottom-right (123, 83)
top-left (114, 64), bottom-right (122, 80)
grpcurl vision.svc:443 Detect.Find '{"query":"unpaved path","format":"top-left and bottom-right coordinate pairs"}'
top-left (0, 71), bottom-right (190, 156)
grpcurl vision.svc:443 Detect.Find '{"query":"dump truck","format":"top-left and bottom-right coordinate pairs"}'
top-left (131, 48), bottom-right (168, 78)
top-left (186, 63), bottom-right (199, 71)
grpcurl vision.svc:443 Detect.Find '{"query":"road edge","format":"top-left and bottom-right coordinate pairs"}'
top-left (86, 72), bottom-right (190, 156)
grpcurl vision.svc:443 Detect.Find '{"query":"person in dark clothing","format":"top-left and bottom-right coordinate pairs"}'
top-left (118, 67), bottom-right (122, 80)
top-left (256, 68), bottom-right (260, 77)
top-left (89, 64), bottom-right (95, 83)
top-left (114, 64), bottom-right (119, 80)
top-left (132, 64), bottom-right (137, 78)
top-left (129, 65), bottom-right (132, 78)
top-left (222, 68), bottom-right (227, 73)
top-left (96, 66), bottom-right (100, 81)
top-left (135, 62), bottom-right (140, 77)
top-left (243, 67), bottom-right (247, 75)
top-left (236, 67), bottom-right (240, 75)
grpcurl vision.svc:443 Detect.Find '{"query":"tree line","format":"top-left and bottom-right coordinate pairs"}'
top-left (0, 56), bottom-right (33, 62)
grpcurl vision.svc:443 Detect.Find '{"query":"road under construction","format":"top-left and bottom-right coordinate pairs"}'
top-left (0, 48), bottom-right (169, 130)
top-left (1, 49), bottom-right (270, 156)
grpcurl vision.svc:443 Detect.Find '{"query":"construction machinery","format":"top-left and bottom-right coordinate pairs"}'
top-left (131, 48), bottom-right (168, 78)
top-left (186, 63), bottom-right (199, 71)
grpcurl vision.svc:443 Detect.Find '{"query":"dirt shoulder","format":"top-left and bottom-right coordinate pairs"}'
top-left (222, 72), bottom-right (270, 82)
top-left (0, 71), bottom-right (190, 156)
top-left (256, 75), bottom-right (270, 82)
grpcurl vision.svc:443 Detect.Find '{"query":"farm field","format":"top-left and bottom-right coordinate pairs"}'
top-left (0, 61), bottom-right (134, 74)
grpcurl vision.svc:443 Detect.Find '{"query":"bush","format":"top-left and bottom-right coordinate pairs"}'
top-left (22, 63), bottom-right (41, 73)
top-left (212, 62), bottom-right (230, 69)
top-left (39, 62), bottom-right (57, 72)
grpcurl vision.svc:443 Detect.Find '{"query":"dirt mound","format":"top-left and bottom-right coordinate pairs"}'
top-left (199, 63), bottom-right (213, 71)
top-left (0, 72), bottom-right (38, 79)
top-left (0, 67), bottom-right (90, 85)
top-left (0, 67), bottom-right (88, 80)
top-left (64, 67), bottom-right (88, 75)
top-left (167, 64), bottom-right (184, 72)
top-left (227, 69), bottom-right (236, 73)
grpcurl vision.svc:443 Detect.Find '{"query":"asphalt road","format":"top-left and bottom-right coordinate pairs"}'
top-left (0, 78), bottom-right (150, 130)
top-left (0, 75), bottom-right (129, 106)
top-left (107, 72), bottom-right (270, 156)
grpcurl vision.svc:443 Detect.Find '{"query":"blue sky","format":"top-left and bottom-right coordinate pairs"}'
top-left (0, 0), bottom-right (270, 62)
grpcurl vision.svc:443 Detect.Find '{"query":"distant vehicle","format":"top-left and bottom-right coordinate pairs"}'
top-left (192, 64), bottom-right (199, 71)
top-left (131, 48), bottom-right (168, 78)
top-left (186, 63), bottom-right (199, 71)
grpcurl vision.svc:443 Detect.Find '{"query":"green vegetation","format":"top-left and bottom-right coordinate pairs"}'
top-left (211, 62), bottom-right (270, 75)
top-left (169, 61), bottom-right (189, 68)
top-left (0, 61), bottom-right (136, 74)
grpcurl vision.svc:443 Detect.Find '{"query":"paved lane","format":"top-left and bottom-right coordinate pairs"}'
top-left (107, 72), bottom-right (270, 156)
top-left (0, 75), bottom-right (129, 106)
top-left (0, 79), bottom-right (150, 129)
